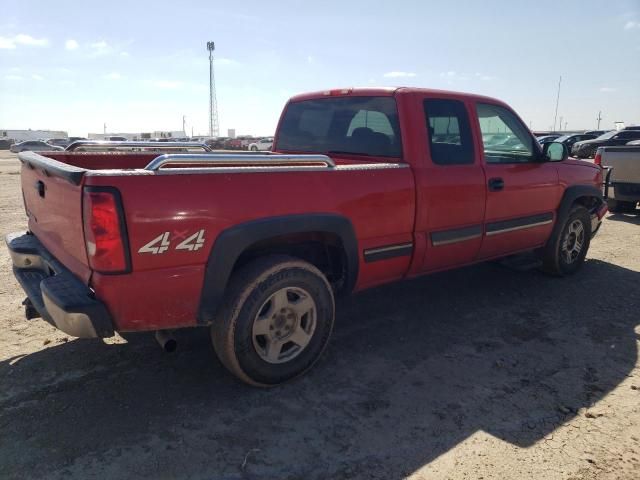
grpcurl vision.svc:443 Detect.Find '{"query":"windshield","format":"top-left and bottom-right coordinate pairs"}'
top-left (596, 131), bottom-right (617, 140)
top-left (277, 96), bottom-right (402, 157)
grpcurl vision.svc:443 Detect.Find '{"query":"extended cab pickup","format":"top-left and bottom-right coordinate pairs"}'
top-left (596, 145), bottom-right (640, 213)
top-left (6, 87), bottom-right (608, 386)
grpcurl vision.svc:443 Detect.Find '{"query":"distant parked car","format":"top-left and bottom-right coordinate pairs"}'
top-left (554, 133), bottom-right (597, 155)
top-left (572, 129), bottom-right (640, 158)
top-left (105, 136), bottom-right (128, 141)
top-left (68, 136), bottom-right (87, 143)
top-left (248, 137), bottom-right (274, 151)
top-left (584, 130), bottom-right (608, 136)
top-left (46, 138), bottom-right (69, 148)
top-left (10, 140), bottom-right (64, 153)
top-left (537, 134), bottom-right (562, 147)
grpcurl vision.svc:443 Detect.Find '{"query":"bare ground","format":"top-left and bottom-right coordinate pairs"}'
top-left (0, 150), bottom-right (639, 480)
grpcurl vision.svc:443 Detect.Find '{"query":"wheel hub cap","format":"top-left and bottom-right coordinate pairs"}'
top-left (561, 220), bottom-right (585, 264)
top-left (252, 287), bottom-right (317, 364)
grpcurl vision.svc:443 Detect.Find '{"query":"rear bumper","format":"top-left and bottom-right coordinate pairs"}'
top-left (5, 232), bottom-right (114, 338)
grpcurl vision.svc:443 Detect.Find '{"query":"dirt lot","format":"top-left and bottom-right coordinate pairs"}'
top-left (0, 150), bottom-right (639, 480)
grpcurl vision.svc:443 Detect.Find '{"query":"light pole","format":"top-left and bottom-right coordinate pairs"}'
top-left (552, 75), bottom-right (562, 132)
top-left (207, 41), bottom-right (220, 137)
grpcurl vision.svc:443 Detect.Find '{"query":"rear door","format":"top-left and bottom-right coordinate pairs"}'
top-left (414, 95), bottom-right (486, 272)
top-left (472, 102), bottom-right (562, 259)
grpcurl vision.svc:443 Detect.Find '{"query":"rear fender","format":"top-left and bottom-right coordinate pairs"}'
top-left (197, 214), bottom-right (358, 324)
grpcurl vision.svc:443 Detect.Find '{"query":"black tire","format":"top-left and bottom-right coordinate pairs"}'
top-left (211, 255), bottom-right (335, 386)
top-left (607, 199), bottom-right (637, 213)
top-left (250, 146), bottom-right (258, 151)
top-left (542, 205), bottom-right (591, 276)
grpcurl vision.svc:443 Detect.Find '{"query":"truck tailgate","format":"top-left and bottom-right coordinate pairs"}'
top-left (604, 148), bottom-right (640, 184)
top-left (21, 159), bottom-right (91, 283)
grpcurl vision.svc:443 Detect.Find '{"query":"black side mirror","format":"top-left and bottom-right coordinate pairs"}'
top-left (543, 141), bottom-right (568, 162)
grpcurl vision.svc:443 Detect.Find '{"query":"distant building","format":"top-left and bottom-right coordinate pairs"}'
top-left (228, 129), bottom-right (236, 139)
top-left (1, 129), bottom-right (68, 142)
top-left (88, 131), bottom-right (186, 141)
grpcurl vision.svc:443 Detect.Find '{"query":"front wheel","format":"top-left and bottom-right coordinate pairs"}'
top-left (211, 255), bottom-right (335, 386)
top-left (250, 145), bottom-right (258, 151)
top-left (541, 205), bottom-right (591, 276)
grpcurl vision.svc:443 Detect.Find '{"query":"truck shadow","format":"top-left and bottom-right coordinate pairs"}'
top-left (0, 259), bottom-right (638, 479)
top-left (606, 211), bottom-right (640, 225)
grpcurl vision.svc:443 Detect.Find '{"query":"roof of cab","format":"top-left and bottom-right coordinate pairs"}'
top-left (288, 87), bottom-right (507, 106)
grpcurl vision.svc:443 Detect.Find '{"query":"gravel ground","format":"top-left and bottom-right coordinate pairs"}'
top-left (0, 150), bottom-right (639, 480)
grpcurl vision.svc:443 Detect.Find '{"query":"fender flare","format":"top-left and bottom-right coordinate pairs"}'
top-left (197, 213), bottom-right (359, 324)
top-left (551, 185), bottom-right (603, 238)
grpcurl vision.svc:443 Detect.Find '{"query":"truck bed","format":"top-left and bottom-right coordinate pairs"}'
top-left (19, 150), bottom-right (416, 331)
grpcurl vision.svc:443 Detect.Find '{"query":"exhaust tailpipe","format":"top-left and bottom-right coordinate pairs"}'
top-left (155, 330), bottom-right (177, 353)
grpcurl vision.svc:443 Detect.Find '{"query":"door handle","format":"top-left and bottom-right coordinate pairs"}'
top-left (488, 177), bottom-right (504, 192)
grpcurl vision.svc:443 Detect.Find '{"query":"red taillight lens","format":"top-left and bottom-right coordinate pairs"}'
top-left (594, 151), bottom-right (602, 166)
top-left (82, 188), bottom-right (129, 272)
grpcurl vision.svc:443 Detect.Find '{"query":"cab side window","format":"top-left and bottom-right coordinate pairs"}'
top-left (424, 99), bottom-right (474, 165)
top-left (476, 103), bottom-right (537, 164)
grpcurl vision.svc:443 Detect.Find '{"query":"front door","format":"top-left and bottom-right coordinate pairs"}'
top-left (473, 102), bottom-right (563, 259)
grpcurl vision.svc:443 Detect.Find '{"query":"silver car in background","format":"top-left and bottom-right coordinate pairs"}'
top-left (9, 140), bottom-right (65, 153)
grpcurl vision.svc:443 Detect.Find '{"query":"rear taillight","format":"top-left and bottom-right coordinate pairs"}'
top-left (594, 150), bottom-right (602, 166)
top-left (82, 187), bottom-right (129, 273)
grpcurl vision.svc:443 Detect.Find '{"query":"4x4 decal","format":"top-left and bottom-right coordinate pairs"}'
top-left (138, 230), bottom-right (205, 254)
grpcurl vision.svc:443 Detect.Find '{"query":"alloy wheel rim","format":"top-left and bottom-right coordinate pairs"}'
top-left (561, 219), bottom-right (585, 264)
top-left (251, 287), bottom-right (317, 364)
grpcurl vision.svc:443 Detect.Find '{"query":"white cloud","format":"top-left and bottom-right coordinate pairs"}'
top-left (440, 71), bottom-right (469, 81)
top-left (475, 72), bottom-right (496, 81)
top-left (65, 39), bottom-right (79, 50)
top-left (307, 55), bottom-right (314, 64)
top-left (31, 74), bottom-right (44, 81)
top-left (4, 74), bottom-right (22, 80)
top-left (90, 40), bottom-right (108, 49)
top-left (600, 87), bottom-right (616, 92)
top-left (105, 72), bottom-right (122, 80)
top-left (624, 21), bottom-right (639, 30)
top-left (120, 51), bottom-right (130, 57)
top-left (383, 71), bottom-right (417, 78)
top-left (153, 80), bottom-right (183, 89)
top-left (0, 34), bottom-right (49, 49)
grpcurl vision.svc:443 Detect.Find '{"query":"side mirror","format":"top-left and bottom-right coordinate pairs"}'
top-left (543, 141), bottom-right (568, 162)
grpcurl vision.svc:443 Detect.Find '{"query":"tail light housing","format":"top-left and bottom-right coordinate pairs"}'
top-left (82, 187), bottom-right (130, 273)
top-left (594, 149), bottom-right (602, 166)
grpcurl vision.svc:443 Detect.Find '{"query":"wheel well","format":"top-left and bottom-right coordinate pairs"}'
top-left (233, 232), bottom-right (348, 292)
top-left (572, 195), bottom-right (601, 211)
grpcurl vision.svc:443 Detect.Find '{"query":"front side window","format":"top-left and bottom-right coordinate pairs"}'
top-left (476, 103), bottom-right (536, 163)
top-left (277, 96), bottom-right (402, 157)
top-left (424, 98), bottom-right (474, 165)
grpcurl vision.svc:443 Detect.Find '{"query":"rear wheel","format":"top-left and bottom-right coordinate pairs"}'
top-left (211, 255), bottom-right (335, 386)
top-left (542, 205), bottom-right (591, 276)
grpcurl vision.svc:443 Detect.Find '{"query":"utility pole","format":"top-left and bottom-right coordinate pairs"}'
top-left (207, 41), bottom-right (220, 137)
top-left (182, 115), bottom-right (186, 136)
top-left (596, 111), bottom-right (602, 129)
top-left (103, 123), bottom-right (107, 134)
top-left (564, 121), bottom-right (568, 130)
top-left (552, 75), bottom-right (562, 132)
top-left (559, 116), bottom-right (563, 132)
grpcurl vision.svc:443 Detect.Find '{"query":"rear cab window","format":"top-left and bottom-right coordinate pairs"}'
top-left (423, 98), bottom-right (474, 165)
top-left (276, 96), bottom-right (402, 158)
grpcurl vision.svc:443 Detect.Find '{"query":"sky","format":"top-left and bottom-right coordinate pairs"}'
top-left (0, 0), bottom-right (639, 137)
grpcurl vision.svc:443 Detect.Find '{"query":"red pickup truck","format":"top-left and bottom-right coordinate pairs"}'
top-left (7, 87), bottom-right (607, 386)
